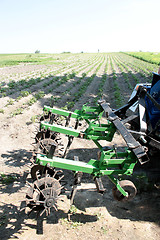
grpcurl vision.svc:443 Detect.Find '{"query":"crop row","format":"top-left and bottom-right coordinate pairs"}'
top-left (0, 52), bottom-right (157, 119)
top-left (0, 54), bottom-right (106, 115)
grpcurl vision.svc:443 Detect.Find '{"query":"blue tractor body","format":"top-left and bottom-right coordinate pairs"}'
top-left (145, 73), bottom-right (160, 130)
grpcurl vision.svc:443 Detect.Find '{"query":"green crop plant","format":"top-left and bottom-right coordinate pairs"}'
top-left (0, 173), bottom-right (17, 184)
top-left (1, 93), bottom-right (6, 97)
top-left (30, 115), bottom-right (39, 123)
top-left (49, 96), bottom-right (60, 107)
top-left (125, 52), bottom-right (160, 65)
top-left (16, 96), bottom-right (22, 101)
top-left (81, 72), bottom-right (87, 79)
top-left (43, 82), bottom-right (50, 88)
top-left (8, 80), bottom-right (16, 89)
top-left (21, 90), bottom-right (30, 97)
top-left (10, 107), bottom-right (23, 117)
top-left (27, 91), bottom-right (45, 106)
top-left (69, 205), bottom-right (78, 214)
top-left (0, 87), bottom-right (7, 93)
top-left (27, 97), bottom-right (37, 106)
top-left (60, 218), bottom-right (82, 229)
top-left (68, 71), bottom-right (76, 79)
top-left (114, 59), bottom-right (132, 90)
top-left (0, 109), bottom-right (4, 114)
top-left (66, 101), bottom-right (75, 110)
top-left (6, 98), bottom-right (14, 106)
top-left (35, 91), bottom-right (45, 100)
top-left (19, 79), bottom-right (27, 86)
top-left (110, 57), bottom-right (123, 107)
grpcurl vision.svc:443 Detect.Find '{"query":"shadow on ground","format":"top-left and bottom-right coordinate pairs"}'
top-left (1, 149), bottom-right (32, 168)
top-left (0, 147), bottom-right (160, 239)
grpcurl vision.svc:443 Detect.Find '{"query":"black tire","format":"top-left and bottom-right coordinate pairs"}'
top-left (112, 180), bottom-right (137, 201)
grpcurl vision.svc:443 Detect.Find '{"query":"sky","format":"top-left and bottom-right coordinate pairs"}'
top-left (0, 0), bottom-right (160, 53)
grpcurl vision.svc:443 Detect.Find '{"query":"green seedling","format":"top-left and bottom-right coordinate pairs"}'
top-left (10, 108), bottom-right (23, 117)
top-left (0, 109), bottom-right (4, 113)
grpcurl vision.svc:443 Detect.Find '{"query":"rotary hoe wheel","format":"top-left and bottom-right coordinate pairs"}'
top-left (40, 111), bottom-right (63, 124)
top-left (25, 176), bottom-right (63, 216)
top-left (32, 130), bottom-right (64, 162)
top-left (30, 164), bottom-right (64, 181)
top-left (31, 110), bottom-right (64, 160)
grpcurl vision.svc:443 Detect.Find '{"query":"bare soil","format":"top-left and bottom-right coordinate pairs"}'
top-left (0, 58), bottom-right (160, 240)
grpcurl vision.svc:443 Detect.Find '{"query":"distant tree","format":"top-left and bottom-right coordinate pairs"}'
top-left (62, 51), bottom-right (71, 54)
top-left (35, 50), bottom-right (40, 54)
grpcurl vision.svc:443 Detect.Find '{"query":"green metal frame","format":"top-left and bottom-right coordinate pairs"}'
top-left (42, 104), bottom-right (116, 142)
top-left (35, 104), bottom-right (138, 198)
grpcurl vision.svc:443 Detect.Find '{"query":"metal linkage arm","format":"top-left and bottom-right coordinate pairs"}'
top-left (98, 100), bottom-right (149, 164)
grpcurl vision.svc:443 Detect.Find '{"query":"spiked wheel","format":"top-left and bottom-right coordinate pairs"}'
top-left (40, 112), bottom-right (62, 125)
top-left (35, 130), bottom-right (58, 143)
top-left (32, 130), bottom-right (64, 163)
top-left (25, 177), bottom-right (63, 216)
top-left (34, 137), bottom-right (64, 157)
top-left (31, 164), bottom-right (64, 181)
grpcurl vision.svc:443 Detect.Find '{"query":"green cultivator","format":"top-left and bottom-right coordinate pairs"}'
top-left (24, 102), bottom-right (147, 216)
top-left (24, 73), bottom-right (160, 215)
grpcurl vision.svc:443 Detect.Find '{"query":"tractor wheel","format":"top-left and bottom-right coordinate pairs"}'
top-left (112, 180), bottom-right (137, 201)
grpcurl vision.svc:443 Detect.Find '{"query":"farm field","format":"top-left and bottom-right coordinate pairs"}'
top-left (0, 52), bottom-right (160, 240)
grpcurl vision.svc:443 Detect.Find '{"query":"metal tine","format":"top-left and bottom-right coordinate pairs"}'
top-left (26, 181), bottom-right (33, 187)
top-left (36, 200), bottom-right (45, 204)
top-left (53, 204), bottom-right (58, 211)
top-left (26, 165), bottom-right (32, 169)
top-left (30, 159), bottom-right (35, 164)
top-left (40, 208), bottom-right (46, 217)
top-left (58, 175), bottom-right (64, 181)
top-left (35, 136), bottom-right (49, 154)
top-left (44, 170), bottom-right (48, 189)
top-left (57, 196), bottom-right (63, 202)
top-left (27, 206), bottom-right (37, 216)
top-left (34, 182), bottom-right (46, 199)
top-left (19, 207), bottom-right (26, 212)
top-left (31, 142), bottom-right (36, 146)
top-left (52, 170), bottom-right (58, 179)
top-left (24, 198), bottom-right (34, 202)
top-left (48, 207), bottom-right (51, 215)
top-left (45, 209), bottom-right (48, 217)
top-left (55, 186), bottom-right (64, 192)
